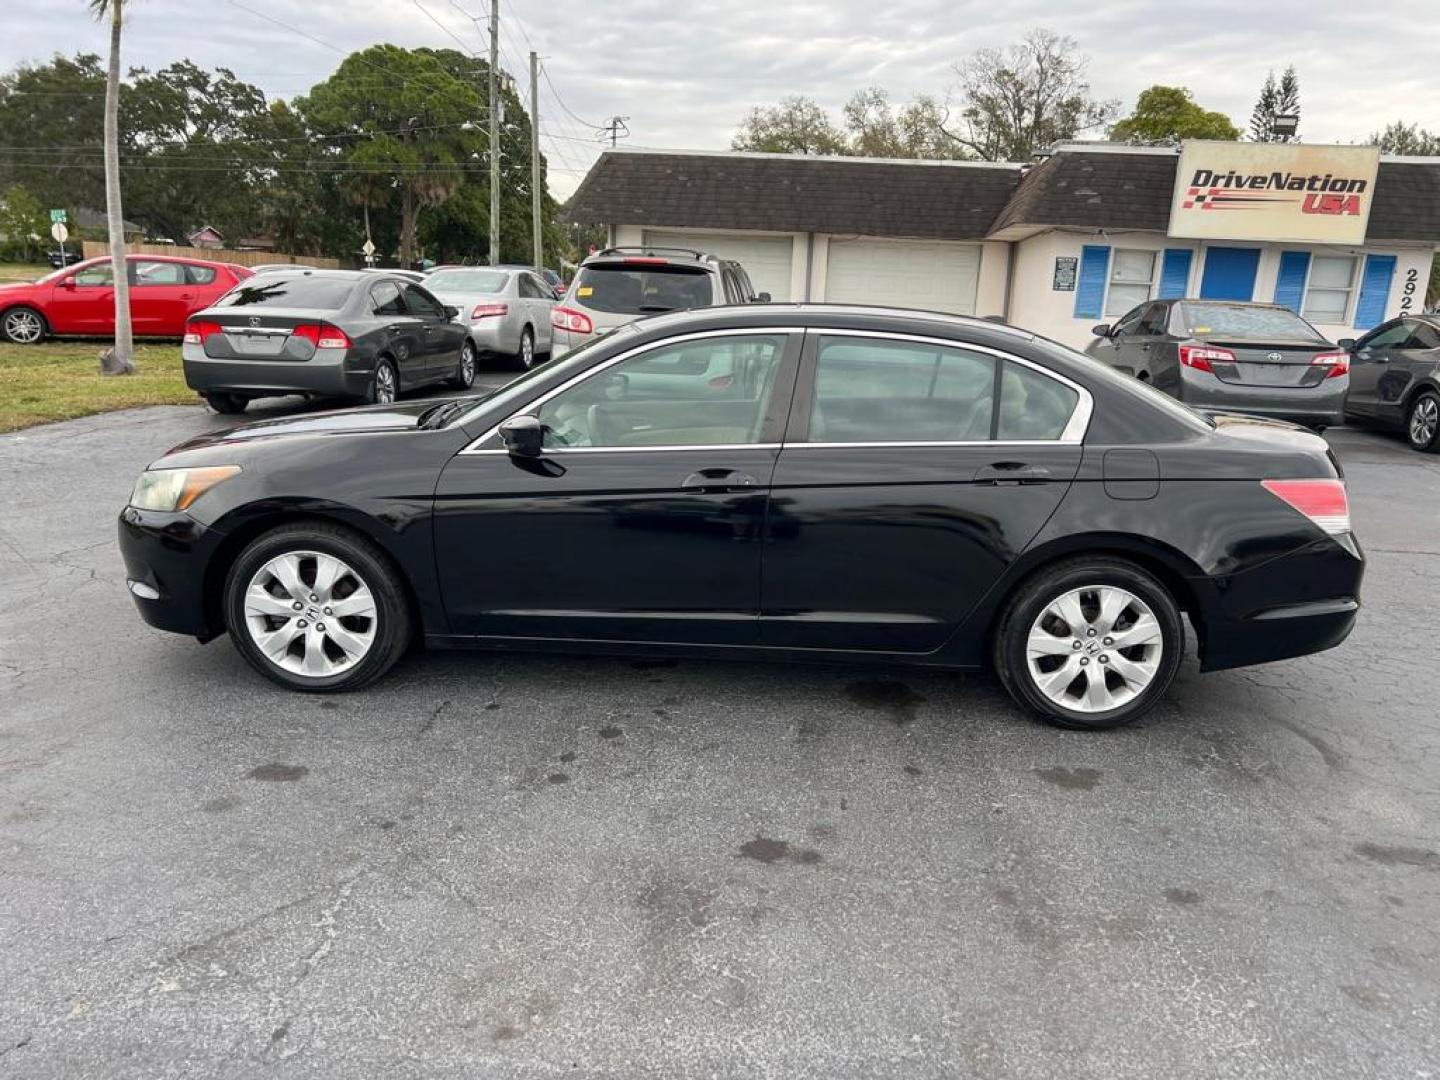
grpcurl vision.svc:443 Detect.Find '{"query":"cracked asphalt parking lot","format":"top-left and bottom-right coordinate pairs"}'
top-left (2, 393), bottom-right (1438, 1079)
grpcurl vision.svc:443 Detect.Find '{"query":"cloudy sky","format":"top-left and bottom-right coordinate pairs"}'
top-left (5, 0), bottom-right (1439, 198)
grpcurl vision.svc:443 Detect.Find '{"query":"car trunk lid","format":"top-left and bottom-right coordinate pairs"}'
top-left (188, 309), bottom-right (337, 361)
top-left (1198, 338), bottom-right (1339, 388)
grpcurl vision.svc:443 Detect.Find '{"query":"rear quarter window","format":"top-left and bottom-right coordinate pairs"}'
top-left (186, 264), bottom-right (218, 285)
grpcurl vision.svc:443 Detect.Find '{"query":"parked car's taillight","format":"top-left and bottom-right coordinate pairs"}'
top-left (292, 323), bottom-right (352, 349)
top-left (1261, 478), bottom-right (1351, 535)
top-left (183, 320), bottom-right (221, 345)
top-left (1310, 351), bottom-right (1350, 379)
top-left (1177, 344), bottom-right (1236, 373)
top-left (552, 306), bottom-right (594, 335)
top-left (471, 303), bottom-right (508, 319)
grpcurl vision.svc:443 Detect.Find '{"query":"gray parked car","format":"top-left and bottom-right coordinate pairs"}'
top-left (551, 247), bottom-right (767, 357)
top-left (1340, 314), bottom-right (1440, 452)
top-left (182, 269), bottom-right (471, 414)
top-left (424, 265), bottom-right (556, 370)
top-left (1085, 299), bottom-right (1348, 429)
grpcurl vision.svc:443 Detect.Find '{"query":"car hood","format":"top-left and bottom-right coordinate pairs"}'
top-left (166, 399), bottom-right (444, 454)
top-left (0, 280), bottom-right (39, 295)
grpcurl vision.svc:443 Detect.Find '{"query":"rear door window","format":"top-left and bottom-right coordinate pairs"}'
top-left (571, 264), bottom-right (713, 314)
top-left (370, 280), bottom-right (405, 316)
top-left (402, 284), bottom-right (446, 319)
top-left (132, 260), bottom-right (186, 286)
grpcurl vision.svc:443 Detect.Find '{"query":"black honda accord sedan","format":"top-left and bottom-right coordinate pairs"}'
top-left (119, 305), bottom-right (1363, 729)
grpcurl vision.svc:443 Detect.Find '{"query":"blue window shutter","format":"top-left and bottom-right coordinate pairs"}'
top-left (1273, 251), bottom-right (1310, 313)
top-left (1074, 245), bottom-right (1110, 319)
top-left (1354, 255), bottom-right (1397, 330)
top-left (1157, 249), bottom-right (1193, 299)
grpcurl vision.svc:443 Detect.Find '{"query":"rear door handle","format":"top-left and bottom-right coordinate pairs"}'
top-left (976, 462), bottom-right (1052, 485)
top-left (681, 468), bottom-right (760, 492)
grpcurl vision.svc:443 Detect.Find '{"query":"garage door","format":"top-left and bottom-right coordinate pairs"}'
top-left (825, 238), bottom-right (981, 315)
top-left (644, 231), bottom-right (794, 302)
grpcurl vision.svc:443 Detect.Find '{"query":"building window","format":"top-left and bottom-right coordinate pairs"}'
top-left (1303, 255), bottom-right (1357, 324)
top-left (1105, 250), bottom-right (1156, 316)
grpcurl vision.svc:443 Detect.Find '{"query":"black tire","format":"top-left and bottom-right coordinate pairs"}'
top-left (202, 392), bottom-right (248, 415)
top-left (449, 339), bottom-right (478, 389)
top-left (992, 557), bottom-right (1184, 731)
top-left (514, 327), bottom-right (536, 371)
top-left (1406, 390), bottom-right (1440, 453)
top-left (1, 305), bottom-right (48, 344)
top-left (369, 357), bottom-right (399, 405)
top-left (223, 521), bottom-right (413, 693)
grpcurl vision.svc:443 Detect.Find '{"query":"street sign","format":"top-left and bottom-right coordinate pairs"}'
top-left (49, 209), bottom-right (67, 224)
top-left (361, 239), bottom-right (376, 256)
top-left (50, 222), bottom-right (69, 244)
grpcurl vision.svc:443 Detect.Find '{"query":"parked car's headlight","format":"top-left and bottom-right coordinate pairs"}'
top-left (129, 466), bottom-right (241, 512)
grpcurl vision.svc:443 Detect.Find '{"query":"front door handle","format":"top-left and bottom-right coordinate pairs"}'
top-left (976, 462), bottom-right (1052, 485)
top-left (681, 468), bottom-right (760, 492)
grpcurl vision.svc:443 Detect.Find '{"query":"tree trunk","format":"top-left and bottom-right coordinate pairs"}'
top-left (398, 187), bottom-right (416, 269)
top-left (104, 0), bottom-right (133, 369)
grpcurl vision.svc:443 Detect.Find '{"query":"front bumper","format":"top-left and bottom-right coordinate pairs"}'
top-left (118, 507), bottom-right (226, 639)
top-left (1194, 533), bottom-right (1364, 672)
top-left (183, 342), bottom-right (373, 401)
top-left (1178, 368), bottom-right (1347, 427)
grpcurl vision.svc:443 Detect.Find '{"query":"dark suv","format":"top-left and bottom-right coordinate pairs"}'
top-left (550, 247), bottom-right (767, 357)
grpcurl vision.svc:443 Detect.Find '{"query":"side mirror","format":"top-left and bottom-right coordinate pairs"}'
top-left (1336, 338), bottom-right (1356, 350)
top-left (61, 276), bottom-right (77, 291)
top-left (1091, 323), bottom-right (1112, 339)
top-left (444, 305), bottom-right (460, 320)
top-left (498, 414), bottom-right (544, 457)
top-left (753, 292), bottom-right (772, 303)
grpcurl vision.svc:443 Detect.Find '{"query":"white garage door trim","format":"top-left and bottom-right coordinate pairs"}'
top-left (824, 237), bottom-right (981, 316)
top-left (643, 230), bottom-right (795, 303)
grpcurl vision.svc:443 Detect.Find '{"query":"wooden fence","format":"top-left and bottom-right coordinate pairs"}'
top-left (81, 241), bottom-right (340, 269)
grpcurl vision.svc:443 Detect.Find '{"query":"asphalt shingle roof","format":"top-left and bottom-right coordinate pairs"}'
top-left (564, 151), bottom-right (1024, 241)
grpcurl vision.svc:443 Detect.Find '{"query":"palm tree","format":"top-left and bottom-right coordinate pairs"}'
top-left (89, 0), bottom-right (133, 370)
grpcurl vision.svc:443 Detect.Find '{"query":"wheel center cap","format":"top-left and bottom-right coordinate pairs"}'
top-left (1083, 639), bottom-right (1102, 656)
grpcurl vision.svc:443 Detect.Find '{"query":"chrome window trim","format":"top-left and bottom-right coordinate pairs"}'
top-left (809, 328), bottom-right (1094, 445)
top-left (464, 443), bottom-right (783, 456)
top-left (459, 327), bottom-right (807, 454)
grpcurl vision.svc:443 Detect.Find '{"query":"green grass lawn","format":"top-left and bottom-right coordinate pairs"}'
top-left (0, 340), bottom-right (195, 432)
top-left (0, 263), bottom-right (52, 284)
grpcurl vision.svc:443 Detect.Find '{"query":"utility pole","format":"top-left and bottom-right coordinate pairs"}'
top-left (529, 51), bottom-right (542, 274)
top-left (600, 116), bottom-right (630, 148)
top-left (488, 0), bottom-right (500, 266)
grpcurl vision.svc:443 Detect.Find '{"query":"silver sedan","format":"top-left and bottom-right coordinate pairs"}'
top-left (424, 266), bottom-right (556, 370)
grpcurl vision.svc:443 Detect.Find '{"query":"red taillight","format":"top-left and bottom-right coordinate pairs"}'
top-left (183, 319), bottom-right (221, 345)
top-left (1310, 351), bottom-right (1350, 379)
top-left (291, 323), bottom-right (352, 349)
top-left (471, 302), bottom-right (508, 319)
top-left (1261, 478), bottom-right (1351, 536)
top-left (621, 257), bottom-right (668, 266)
top-left (551, 306), bottom-right (594, 335)
top-left (1178, 344), bottom-right (1236, 373)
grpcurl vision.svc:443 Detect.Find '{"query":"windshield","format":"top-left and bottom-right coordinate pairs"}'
top-left (571, 264), bottom-right (711, 314)
top-left (426, 269), bottom-right (510, 294)
top-left (450, 324), bottom-right (641, 430)
top-left (1177, 302), bottom-right (1324, 341)
top-left (214, 277), bottom-right (354, 309)
top-left (1032, 335), bottom-right (1216, 431)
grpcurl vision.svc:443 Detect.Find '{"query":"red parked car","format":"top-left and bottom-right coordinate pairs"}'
top-left (0, 255), bottom-right (253, 345)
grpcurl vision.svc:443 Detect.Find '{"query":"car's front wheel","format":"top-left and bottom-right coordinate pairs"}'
top-left (1407, 390), bottom-right (1440, 453)
top-left (223, 522), bottom-right (412, 692)
top-left (1, 306), bottom-right (47, 344)
top-left (993, 557), bottom-right (1183, 730)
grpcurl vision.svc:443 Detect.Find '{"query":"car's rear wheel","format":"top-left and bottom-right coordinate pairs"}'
top-left (223, 522), bottom-right (412, 692)
top-left (449, 339), bottom-right (477, 389)
top-left (370, 358), bottom-right (398, 404)
top-left (2, 306), bottom-right (47, 344)
top-left (993, 557), bottom-right (1183, 730)
top-left (1407, 390), bottom-right (1440, 453)
top-left (202, 391), bottom-right (248, 415)
top-left (515, 327), bottom-right (536, 370)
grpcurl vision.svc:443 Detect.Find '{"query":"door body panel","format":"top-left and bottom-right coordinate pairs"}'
top-left (760, 444), bottom-right (1081, 652)
top-left (1345, 319), bottom-right (1412, 418)
top-left (46, 263), bottom-right (113, 333)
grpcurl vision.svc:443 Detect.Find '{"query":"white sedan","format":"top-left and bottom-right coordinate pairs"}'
top-left (424, 266), bottom-right (556, 370)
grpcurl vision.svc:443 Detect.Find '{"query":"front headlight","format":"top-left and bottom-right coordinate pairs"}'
top-left (129, 466), bottom-right (242, 512)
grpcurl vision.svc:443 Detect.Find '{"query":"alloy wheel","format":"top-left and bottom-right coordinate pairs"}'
top-left (242, 551), bottom-right (378, 678)
top-left (520, 331), bottom-right (535, 368)
top-left (1410, 395), bottom-right (1438, 449)
top-left (4, 309), bottom-right (43, 344)
top-left (460, 342), bottom-right (477, 386)
top-left (374, 363), bottom-right (397, 404)
top-left (1025, 586), bottom-right (1164, 713)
